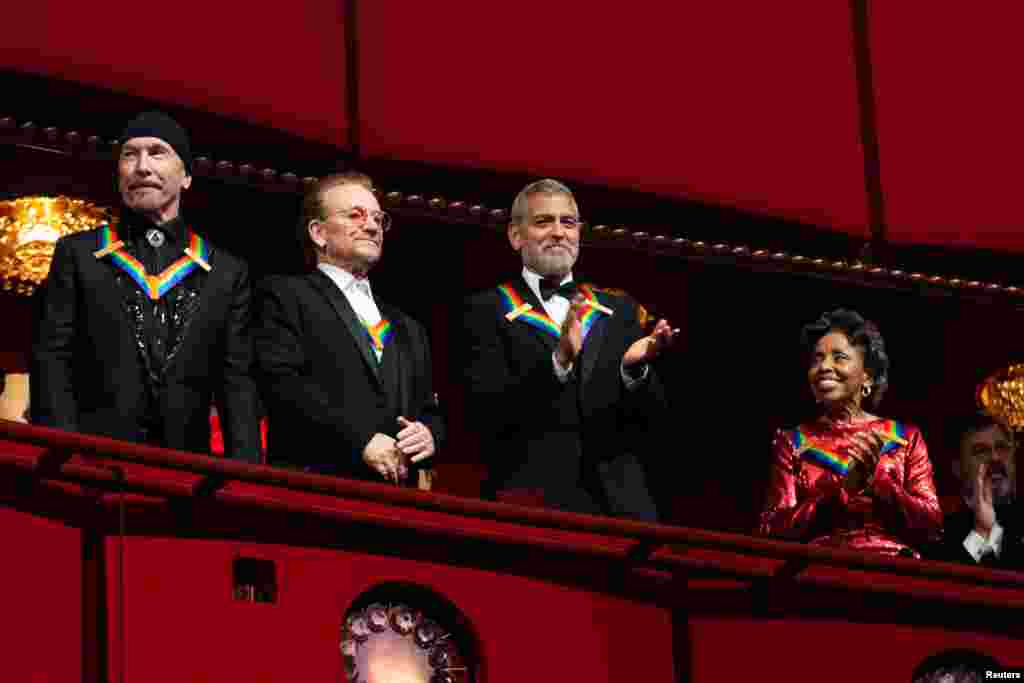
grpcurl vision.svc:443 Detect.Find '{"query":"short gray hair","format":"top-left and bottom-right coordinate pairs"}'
top-left (509, 178), bottom-right (577, 225)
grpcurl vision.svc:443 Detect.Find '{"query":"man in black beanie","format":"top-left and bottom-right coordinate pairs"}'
top-left (31, 111), bottom-right (261, 461)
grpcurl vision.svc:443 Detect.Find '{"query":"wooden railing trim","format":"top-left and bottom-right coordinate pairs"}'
top-left (1, 420), bottom-right (1023, 598)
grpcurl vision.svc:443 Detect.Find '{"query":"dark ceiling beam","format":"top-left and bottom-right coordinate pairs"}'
top-left (849, 0), bottom-right (888, 263)
top-left (344, 0), bottom-right (362, 159)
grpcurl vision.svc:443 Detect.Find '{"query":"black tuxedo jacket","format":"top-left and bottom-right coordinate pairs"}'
top-left (254, 271), bottom-right (443, 481)
top-left (462, 277), bottom-right (666, 520)
top-left (31, 226), bottom-right (261, 461)
top-left (930, 502), bottom-right (1024, 570)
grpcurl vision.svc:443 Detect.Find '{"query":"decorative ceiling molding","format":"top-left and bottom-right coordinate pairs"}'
top-left (0, 114), bottom-right (317, 195)
top-left (3, 114), bottom-right (1023, 302)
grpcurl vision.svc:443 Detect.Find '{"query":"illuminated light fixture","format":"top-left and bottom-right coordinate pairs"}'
top-left (341, 603), bottom-right (469, 683)
top-left (0, 196), bottom-right (113, 295)
top-left (976, 363), bottom-right (1024, 430)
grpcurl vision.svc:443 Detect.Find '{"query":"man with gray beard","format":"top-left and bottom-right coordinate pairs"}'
top-left (929, 413), bottom-right (1023, 568)
top-left (462, 179), bottom-right (677, 520)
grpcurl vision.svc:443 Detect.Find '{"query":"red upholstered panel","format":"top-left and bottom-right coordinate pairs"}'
top-left (106, 537), bottom-right (674, 682)
top-left (0, 1), bottom-right (349, 146)
top-left (0, 508), bottom-right (82, 681)
top-left (689, 618), bottom-right (1024, 679)
top-left (358, 1), bottom-right (869, 235)
top-left (872, 6), bottom-right (1024, 251)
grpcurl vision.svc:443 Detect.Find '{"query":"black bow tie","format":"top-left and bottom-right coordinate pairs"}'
top-left (539, 277), bottom-right (577, 301)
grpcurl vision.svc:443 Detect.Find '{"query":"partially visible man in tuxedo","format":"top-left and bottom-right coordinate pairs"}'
top-left (254, 172), bottom-right (442, 485)
top-left (931, 413), bottom-right (1022, 568)
top-left (462, 178), bottom-right (677, 520)
top-left (32, 111), bottom-right (261, 461)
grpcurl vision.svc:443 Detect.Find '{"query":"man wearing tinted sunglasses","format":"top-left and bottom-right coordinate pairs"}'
top-left (255, 171), bottom-right (442, 487)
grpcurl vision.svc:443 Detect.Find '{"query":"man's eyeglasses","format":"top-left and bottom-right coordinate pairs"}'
top-left (330, 206), bottom-right (392, 232)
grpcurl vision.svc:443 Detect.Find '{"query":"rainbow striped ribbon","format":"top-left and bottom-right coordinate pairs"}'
top-left (576, 284), bottom-right (604, 339)
top-left (497, 282), bottom-right (607, 339)
top-left (790, 420), bottom-right (908, 477)
top-left (791, 429), bottom-right (854, 477)
top-left (363, 318), bottom-right (393, 358)
top-left (876, 419), bottom-right (909, 454)
top-left (95, 224), bottom-right (210, 300)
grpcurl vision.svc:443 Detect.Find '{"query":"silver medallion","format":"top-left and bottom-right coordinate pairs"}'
top-left (145, 228), bottom-right (166, 248)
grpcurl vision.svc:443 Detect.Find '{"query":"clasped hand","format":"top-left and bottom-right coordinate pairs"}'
top-left (362, 417), bottom-right (435, 484)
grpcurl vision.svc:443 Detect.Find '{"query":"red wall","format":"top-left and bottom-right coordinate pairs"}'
top-left (106, 536), bottom-right (674, 682)
top-left (0, 1), bottom-right (349, 147)
top-left (871, 6), bottom-right (1024, 250)
top-left (357, 2), bottom-right (868, 236)
top-left (688, 618), bottom-right (1024, 678)
top-left (0, 508), bottom-right (82, 681)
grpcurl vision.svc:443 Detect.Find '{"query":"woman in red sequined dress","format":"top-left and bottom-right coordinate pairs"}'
top-left (759, 309), bottom-right (942, 557)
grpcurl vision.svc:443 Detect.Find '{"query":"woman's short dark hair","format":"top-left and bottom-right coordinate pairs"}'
top-left (801, 308), bottom-right (890, 408)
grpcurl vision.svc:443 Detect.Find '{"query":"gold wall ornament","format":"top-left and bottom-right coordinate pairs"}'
top-left (976, 363), bottom-right (1024, 430)
top-left (0, 196), bottom-right (114, 295)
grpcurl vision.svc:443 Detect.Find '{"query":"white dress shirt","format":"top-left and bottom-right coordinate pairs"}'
top-left (520, 267), bottom-right (646, 388)
top-left (964, 521), bottom-right (1004, 563)
top-left (521, 267), bottom-right (571, 327)
top-left (318, 263), bottom-right (384, 361)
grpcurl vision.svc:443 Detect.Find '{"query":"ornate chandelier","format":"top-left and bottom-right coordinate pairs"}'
top-left (0, 196), bottom-right (114, 295)
top-left (976, 363), bottom-right (1024, 430)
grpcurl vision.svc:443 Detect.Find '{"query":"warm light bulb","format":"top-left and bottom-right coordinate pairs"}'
top-left (365, 634), bottom-right (430, 683)
top-left (978, 363), bottom-right (1024, 430)
top-left (0, 196), bottom-right (113, 294)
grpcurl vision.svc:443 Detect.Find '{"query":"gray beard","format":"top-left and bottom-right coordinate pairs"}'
top-left (524, 247), bottom-right (576, 278)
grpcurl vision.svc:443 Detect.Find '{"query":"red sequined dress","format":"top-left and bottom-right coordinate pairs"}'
top-left (758, 418), bottom-right (942, 557)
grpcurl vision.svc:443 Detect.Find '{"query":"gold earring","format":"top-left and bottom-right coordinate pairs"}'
top-left (862, 385), bottom-right (872, 398)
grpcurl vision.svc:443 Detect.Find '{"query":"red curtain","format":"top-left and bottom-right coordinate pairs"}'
top-left (5, 2), bottom-right (1024, 251)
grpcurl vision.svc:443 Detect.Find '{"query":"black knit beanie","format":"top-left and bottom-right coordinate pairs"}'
top-left (120, 111), bottom-right (192, 174)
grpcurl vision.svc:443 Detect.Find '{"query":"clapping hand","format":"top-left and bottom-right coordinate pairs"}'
top-left (970, 461), bottom-right (997, 537)
top-left (556, 295), bottom-right (586, 367)
top-left (622, 319), bottom-right (680, 368)
top-left (842, 431), bottom-right (886, 494)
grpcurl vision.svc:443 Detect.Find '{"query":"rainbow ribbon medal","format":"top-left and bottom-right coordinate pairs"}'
top-left (363, 318), bottom-right (393, 361)
top-left (875, 419), bottom-right (908, 454)
top-left (496, 282), bottom-right (609, 340)
top-left (94, 224), bottom-right (211, 300)
top-left (576, 284), bottom-right (607, 339)
top-left (791, 429), bottom-right (854, 477)
top-left (497, 283), bottom-right (560, 337)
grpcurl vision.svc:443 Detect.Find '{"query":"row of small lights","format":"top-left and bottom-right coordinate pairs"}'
top-left (3, 115), bottom-right (1023, 298)
top-left (377, 193), bottom-right (1024, 297)
top-left (0, 116), bottom-right (317, 189)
